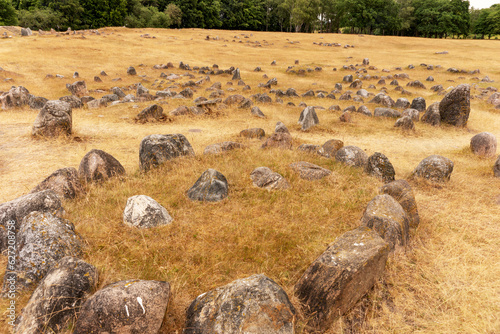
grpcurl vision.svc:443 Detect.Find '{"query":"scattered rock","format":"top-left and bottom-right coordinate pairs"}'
top-left (123, 195), bottom-right (173, 228)
top-left (421, 102), bottom-right (441, 126)
top-left (339, 112), bottom-right (351, 122)
top-left (127, 66), bottom-right (137, 75)
top-left (318, 139), bottom-right (344, 158)
top-left (374, 107), bottom-right (401, 118)
top-left (135, 104), bottom-right (166, 123)
top-left (380, 179), bottom-right (419, 228)
top-left (32, 100), bottom-right (72, 137)
top-left (439, 84), bottom-right (470, 127)
top-left (335, 146), bottom-right (368, 167)
top-left (30, 167), bottom-right (83, 199)
top-left (298, 106), bottom-right (319, 131)
top-left (139, 134), bottom-right (195, 171)
top-left (470, 132), bottom-right (497, 157)
top-left (494, 156), bottom-right (500, 177)
top-left (240, 128), bottom-right (265, 139)
top-left (402, 108), bottom-right (420, 121)
top-left (412, 155), bottom-right (454, 182)
top-left (297, 144), bottom-right (320, 154)
top-left (356, 105), bottom-right (372, 116)
top-left (78, 149), bottom-right (126, 182)
top-left (28, 95), bottom-right (48, 109)
top-left (365, 152), bottom-right (396, 182)
top-left (66, 81), bottom-right (88, 97)
top-left (59, 95), bottom-right (82, 108)
top-left (395, 116), bottom-right (415, 130)
top-left (203, 141), bottom-right (244, 155)
top-left (394, 98), bottom-right (410, 109)
top-left (0, 86), bottom-right (31, 109)
top-left (289, 161), bottom-right (332, 181)
top-left (251, 106), bottom-right (266, 118)
top-left (250, 167), bottom-right (291, 191)
top-left (187, 169), bottom-right (228, 202)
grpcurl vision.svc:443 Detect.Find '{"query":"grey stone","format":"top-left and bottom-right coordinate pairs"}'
top-left (298, 106), bottom-right (319, 131)
top-left (139, 134), bottom-right (195, 171)
top-left (135, 104), bottom-right (166, 123)
top-left (123, 195), bottom-right (173, 228)
top-left (30, 167), bottom-right (83, 199)
top-left (251, 106), bottom-right (266, 118)
top-left (187, 169), bottom-right (228, 202)
top-left (494, 156), bottom-right (500, 177)
top-left (290, 161), bottom-right (331, 180)
top-left (402, 108), bottom-right (420, 121)
top-left (421, 102), bottom-right (441, 126)
top-left (318, 139), bottom-right (344, 158)
top-left (59, 95), bottom-right (82, 108)
top-left (250, 167), bottom-right (291, 191)
top-left (335, 146), bottom-right (368, 167)
top-left (412, 155), bottom-right (454, 182)
top-left (394, 98), bottom-right (410, 109)
top-left (374, 107), bottom-right (401, 118)
top-left (66, 81), bottom-right (87, 97)
top-left (356, 105), bottom-right (372, 116)
top-left (365, 152), bottom-right (396, 182)
top-left (380, 179), bottom-right (419, 228)
top-left (203, 141), bottom-right (244, 155)
top-left (28, 94), bottom-right (48, 109)
top-left (439, 84), bottom-right (470, 127)
top-left (127, 66), bottom-right (137, 75)
top-left (470, 132), bottom-right (497, 157)
top-left (395, 116), bottom-right (415, 130)
top-left (78, 149), bottom-right (125, 182)
top-left (32, 100), bottom-right (72, 137)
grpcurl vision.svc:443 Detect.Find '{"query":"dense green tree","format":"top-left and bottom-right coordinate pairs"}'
top-left (18, 8), bottom-right (63, 29)
top-left (220, 0), bottom-right (266, 30)
top-left (0, 0), bottom-right (18, 25)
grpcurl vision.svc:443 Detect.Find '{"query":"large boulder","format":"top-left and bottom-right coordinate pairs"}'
top-left (379, 179), bottom-right (419, 228)
top-left (439, 84), bottom-right (470, 127)
top-left (135, 104), bottom-right (166, 123)
top-left (298, 106), bottom-right (319, 131)
top-left (15, 257), bottom-right (97, 334)
top-left (289, 161), bottom-right (332, 181)
top-left (32, 100), bottom-right (72, 137)
top-left (123, 195), bottom-right (173, 228)
top-left (318, 139), bottom-right (344, 158)
top-left (66, 81), bottom-right (88, 97)
top-left (335, 145), bottom-right (368, 167)
top-left (365, 152), bottom-right (396, 183)
top-left (412, 155), bottom-right (454, 182)
top-left (2, 211), bottom-right (82, 292)
top-left (185, 274), bottom-right (295, 334)
top-left (0, 86), bottom-right (31, 109)
top-left (421, 102), bottom-right (441, 126)
top-left (30, 167), bottom-right (84, 199)
top-left (250, 167), bottom-right (291, 191)
top-left (470, 132), bottom-right (497, 157)
top-left (203, 141), bottom-right (244, 155)
top-left (360, 194), bottom-right (410, 250)
top-left (78, 149), bottom-right (126, 182)
top-left (295, 227), bottom-right (389, 332)
top-left (394, 98), bottom-right (410, 109)
top-left (187, 169), bottom-right (228, 202)
top-left (74, 280), bottom-right (170, 334)
top-left (0, 190), bottom-right (63, 253)
top-left (139, 134), bottom-right (195, 171)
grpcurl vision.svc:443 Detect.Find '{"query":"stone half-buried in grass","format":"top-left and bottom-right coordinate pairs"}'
top-left (30, 167), bottom-right (84, 200)
top-left (250, 167), bottom-right (291, 191)
top-left (187, 169), bottom-right (228, 202)
top-left (295, 226), bottom-right (390, 332)
top-left (470, 132), bottom-right (497, 158)
top-left (32, 100), bottom-right (72, 137)
top-left (412, 155), bottom-right (454, 182)
top-left (78, 149), bottom-right (126, 183)
top-left (184, 274), bottom-right (296, 334)
top-left (379, 179), bottom-right (420, 228)
top-left (139, 134), bottom-right (195, 172)
top-left (123, 195), bottom-right (173, 229)
top-left (289, 161), bottom-right (332, 181)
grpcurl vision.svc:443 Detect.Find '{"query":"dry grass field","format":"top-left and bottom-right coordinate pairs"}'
top-left (0, 27), bottom-right (499, 333)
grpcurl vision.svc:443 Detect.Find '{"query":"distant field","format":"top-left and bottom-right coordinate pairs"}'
top-left (0, 27), bottom-right (499, 333)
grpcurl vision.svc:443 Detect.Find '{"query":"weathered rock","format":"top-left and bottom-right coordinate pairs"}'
top-left (0, 86), bottom-right (31, 109)
top-left (112, 86), bottom-right (126, 98)
top-left (402, 108), bottom-right (419, 121)
top-left (412, 155), bottom-right (454, 182)
top-left (21, 28), bottom-right (32, 36)
top-left (380, 179), bottom-right (419, 228)
top-left (87, 98), bottom-right (108, 109)
top-left (187, 169), bottom-right (228, 202)
top-left (290, 161), bottom-right (331, 181)
top-left (261, 132), bottom-right (293, 149)
top-left (66, 81), bottom-right (87, 97)
top-left (335, 146), bottom-right (368, 167)
top-left (101, 94), bottom-right (119, 103)
top-left (28, 94), bottom-right (48, 109)
top-left (123, 195), bottom-right (173, 228)
top-left (78, 149), bottom-right (125, 182)
top-left (32, 100), bottom-right (72, 137)
top-left (394, 98), bottom-right (410, 109)
top-left (185, 274), bottom-right (295, 334)
top-left (356, 105), bottom-right (372, 116)
top-left (406, 80), bottom-right (426, 89)
top-left (421, 102), bottom-right (441, 126)
top-left (275, 121), bottom-right (290, 134)
top-left (231, 68), bottom-right (241, 80)
top-left (30, 167), bottom-right (84, 199)
top-left (470, 132), bottom-right (497, 157)
top-left (343, 75), bottom-right (353, 83)
top-left (339, 112), bottom-right (351, 122)
top-left (224, 94), bottom-right (246, 105)
top-left (251, 106), bottom-right (266, 118)
top-left (487, 92), bottom-right (500, 106)
top-left (3, 211), bottom-right (82, 292)
top-left (318, 139), bottom-right (344, 158)
top-left (298, 106), bottom-right (319, 131)
top-left (395, 116), bottom-right (415, 130)
top-left (139, 134), bottom-right (195, 171)
top-left (369, 93), bottom-right (395, 107)
top-left (135, 104), bottom-right (166, 123)
top-left (240, 128), bottom-right (265, 139)
top-left (15, 257), bottom-right (97, 334)
top-left (74, 280), bottom-right (170, 334)
top-left (410, 97), bottom-right (426, 112)
top-left (374, 107), bottom-right (401, 118)
top-left (363, 58), bottom-right (369, 65)
top-left (439, 84), bottom-right (470, 127)
top-left (59, 95), bottom-right (82, 108)
top-left (239, 98), bottom-right (253, 108)
top-left (127, 66), bottom-right (137, 75)
top-left (203, 141), bottom-right (244, 155)
top-left (360, 194), bottom-right (410, 250)
top-left (250, 167), bottom-right (291, 191)
top-left (365, 152), bottom-right (396, 182)
top-left (295, 227), bottom-right (389, 331)
top-left (494, 156), bottom-right (500, 177)
top-left (349, 79), bottom-right (362, 89)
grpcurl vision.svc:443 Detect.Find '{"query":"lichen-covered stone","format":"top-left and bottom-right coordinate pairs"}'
top-left (365, 152), bottom-right (396, 182)
top-left (123, 195), bottom-right (173, 228)
top-left (78, 149), bottom-right (125, 182)
top-left (32, 100), bottom-right (72, 137)
top-left (410, 97), bottom-right (426, 112)
top-left (439, 84), bottom-right (470, 127)
top-left (139, 134), bottom-right (195, 171)
top-left (295, 227), bottom-right (389, 332)
top-left (470, 132), bottom-right (497, 157)
top-left (30, 167), bottom-right (84, 199)
top-left (15, 257), bottom-right (97, 334)
top-left (297, 144), bottom-right (320, 154)
top-left (187, 169), bottom-right (228, 202)
top-left (421, 102), bottom-right (441, 126)
top-left (185, 274), bottom-right (295, 334)
top-left (0, 86), bottom-right (31, 109)
top-left (250, 167), bottom-right (291, 191)
top-left (412, 155), bottom-right (454, 182)
top-left (379, 179), bottom-right (419, 228)
top-left (74, 280), bottom-right (170, 334)
top-left (203, 141), bottom-right (244, 155)
top-left (290, 161), bottom-right (332, 181)
top-left (298, 106), bottom-right (319, 131)
top-left (395, 116), bottom-right (415, 130)
top-left (335, 145), bottom-right (368, 167)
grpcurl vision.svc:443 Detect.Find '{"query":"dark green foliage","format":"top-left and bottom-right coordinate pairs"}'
top-left (0, 0), bottom-right (18, 25)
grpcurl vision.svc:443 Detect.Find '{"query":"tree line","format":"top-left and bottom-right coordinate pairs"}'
top-left (0, 0), bottom-right (499, 38)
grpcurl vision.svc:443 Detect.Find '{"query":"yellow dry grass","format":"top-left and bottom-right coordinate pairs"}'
top-left (0, 28), bottom-right (499, 333)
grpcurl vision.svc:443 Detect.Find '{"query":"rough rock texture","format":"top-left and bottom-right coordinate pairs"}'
top-left (421, 102), bottom-right (441, 126)
top-left (28, 94), bottom-right (48, 109)
top-left (494, 156), bottom-right (500, 177)
top-left (139, 134), bottom-right (195, 171)
top-left (402, 108), bottom-right (419, 121)
top-left (123, 195), bottom-right (173, 228)
top-left (410, 97), bottom-right (426, 112)
top-left (185, 274), bottom-right (295, 334)
top-left (470, 132), bottom-right (497, 157)
top-left (360, 194), bottom-right (410, 249)
top-left (369, 93), bottom-right (395, 107)
top-left (3, 211), bottom-right (82, 292)
top-left (78, 149), bottom-right (126, 182)
top-left (15, 257), bottom-right (97, 334)
top-left (30, 167), bottom-right (84, 199)
top-left (412, 155), bottom-right (454, 182)
top-left (295, 227), bottom-right (389, 332)
top-left (0, 86), bottom-right (31, 109)
top-left (59, 95), bottom-right (82, 109)
top-left (297, 144), bottom-right (320, 154)
top-left (0, 190), bottom-right (63, 253)
top-left (240, 128), bottom-right (265, 139)
top-left (251, 106), bottom-right (266, 118)
top-left (335, 146), bottom-right (368, 167)
top-left (187, 169), bottom-right (228, 202)
top-left (394, 116), bottom-right (415, 130)
top-left (356, 105), bottom-right (372, 117)
top-left (394, 98), bottom-right (410, 109)
top-left (32, 100), bottom-right (72, 137)
top-left (439, 84), bottom-right (470, 127)
top-left (135, 104), bottom-right (166, 123)
top-left (298, 106), bottom-right (319, 131)
top-left (487, 92), bottom-right (500, 106)
top-left (261, 132), bottom-right (293, 150)
top-left (203, 141), bottom-right (244, 155)
top-left (365, 152), bottom-right (396, 183)
top-left (66, 81), bottom-right (88, 97)
top-left (290, 161), bottom-right (332, 181)
top-left (380, 180), bottom-right (419, 228)
top-left (339, 112), bottom-right (351, 122)
top-left (250, 167), bottom-right (291, 191)
top-left (374, 108), bottom-right (401, 118)
top-left (74, 280), bottom-right (170, 334)
top-left (318, 139), bottom-right (344, 158)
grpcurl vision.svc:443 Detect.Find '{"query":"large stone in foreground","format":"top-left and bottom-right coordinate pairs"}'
top-left (187, 169), bottom-right (228, 202)
top-left (379, 180), bottom-right (419, 228)
top-left (78, 149), bottom-right (126, 182)
top-left (30, 167), bottom-right (84, 199)
top-left (185, 274), bottom-right (295, 334)
top-left (412, 155), bottom-right (454, 182)
top-left (439, 84), bottom-right (470, 127)
top-left (295, 227), bottom-right (389, 332)
top-left (250, 167), bottom-right (291, 191)
top-left (74, 280), bottom-right (170, 334)
top-left (139, 134), bottom-right (195, 171)
top-left (470, 132), bottom-right (497, 157)
top-left (335, 145), bottom-right (368, 167)
top-left (15, 257), bottom-right (97, 334)
top-left (289, 161), bottom-right (332, 181)
top-left (123, 195), bottom-right (173, 228)
top-left (32, 100), bottom-right (72, 137)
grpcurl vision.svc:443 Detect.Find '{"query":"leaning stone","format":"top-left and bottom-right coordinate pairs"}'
top-left (2, 211), bottom-right (82, 293)
top-left (421, 102), bottom-right (441, 126)
top-left (295, 227), bottom-right (389, 332)
top-left (240, 128), bottom-right (265, 139)
top-left (15, 257), bottom-right (97, 334)
top-left (30, 167), bottom-right (84, 199)
top-left (412, 155), bottom-right (454, 182)
top-left (275, 121), bottom-right (290, 134)
top-left (232, 68), bottom-right (241, 80)
top-left (380, 179), bottom-right (419, 228)
top-left (135, 104), bottom-right (166, 123)
top-left (123, 195), bottom-right (173, 228)
top-left (335, 146), bottom-right (368, 167)
top-left (290, 161), bottom-right (332, 181)
top-left (365, 152), bottom-right (396, 183)
top-left (78, 149), bottom-right (125, 182)
top-left (139, 134), bottom-right (195, 171)
top-left (298, 106), bottom-right (319, 131)
top-left (187, 169), bottom-right (228, 202)
top-left (250, 167), bottom-right (291, 191)
top-left (74, 280), bottom-right (170, 334)
top-left (470, 132), bottom-right (497, 157)
top-left (203, 141), bottom-right (244, 155)
top-left (439, 84), bottom-right (470, 127)
top-left (32, 100), bottom-right (72, 137)
top-left (185, 274), bottom-right (295, 334)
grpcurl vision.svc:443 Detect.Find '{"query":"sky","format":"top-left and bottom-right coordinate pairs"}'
top-left (468, 0), bottom-right (499, 9)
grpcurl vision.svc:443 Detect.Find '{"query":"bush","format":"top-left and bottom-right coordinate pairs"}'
top-left (0, 0), bottom-right (18, 26)
top-left (18, 9), bottom-right (64, 30)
